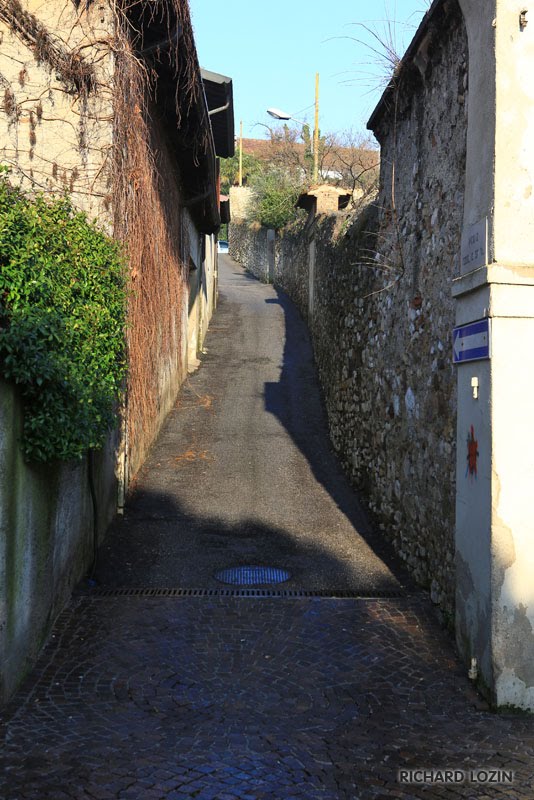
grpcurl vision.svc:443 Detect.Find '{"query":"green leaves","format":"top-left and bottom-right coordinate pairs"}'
top-left (248, 167), bottom-right (304, 230)
top-left (0, 171), bottom-right (127, 462)
top-left (219, 152), bottom-right (261, 195)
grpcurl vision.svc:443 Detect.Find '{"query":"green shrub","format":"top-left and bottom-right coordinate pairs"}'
top-left (0, 169), bottom-right (127, 462)
top-left (248, 167), bottom-right (304, 230)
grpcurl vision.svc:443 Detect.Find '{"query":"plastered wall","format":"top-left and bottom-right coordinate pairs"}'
top-left (0, 0), bottom-right (218, 702)
top-left (0, 0), bottom-right (114, 222)
top-left (0, 381), bottom-right (118, 702)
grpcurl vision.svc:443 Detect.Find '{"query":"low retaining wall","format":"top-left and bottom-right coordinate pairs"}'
top-left (0, 381), bottom-right (118, 702)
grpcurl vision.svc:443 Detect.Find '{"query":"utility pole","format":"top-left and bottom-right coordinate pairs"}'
top-left (313, 73), bottom-right (319, 184)
top-left (238, 120), bottom-right (243, 187)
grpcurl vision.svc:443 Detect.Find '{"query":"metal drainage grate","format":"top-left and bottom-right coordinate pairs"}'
top-left (214, 565), bottom-right (290, 586)
top-left (82, 586), bottom-right (408, 599)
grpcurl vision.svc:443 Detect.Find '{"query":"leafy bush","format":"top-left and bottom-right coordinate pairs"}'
top-left (0, 170), bottom-right (127, 462)
top-left (248, 167), bottom-right (304, 230)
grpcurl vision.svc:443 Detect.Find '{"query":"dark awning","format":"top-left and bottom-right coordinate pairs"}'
top-left (201, 69), bottom-right (235, 159)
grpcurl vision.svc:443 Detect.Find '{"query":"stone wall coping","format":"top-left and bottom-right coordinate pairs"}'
top-left (452, 263), bottom-right (534, 298)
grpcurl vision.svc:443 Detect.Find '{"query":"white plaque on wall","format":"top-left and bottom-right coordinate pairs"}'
top-left (461, 218), bottom-right (488, 271)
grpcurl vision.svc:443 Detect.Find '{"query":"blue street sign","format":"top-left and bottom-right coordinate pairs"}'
top-left (453, 318), bottom-right (491, 364)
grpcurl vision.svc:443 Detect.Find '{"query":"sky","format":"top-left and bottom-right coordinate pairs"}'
top-left (189, 0), bottom-right (432, 144)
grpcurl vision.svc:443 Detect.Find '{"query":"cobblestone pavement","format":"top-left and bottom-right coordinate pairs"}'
top-left (3, 258), bottom-right (534, 798)
top-left (2, 593), bottom-right (534, 800)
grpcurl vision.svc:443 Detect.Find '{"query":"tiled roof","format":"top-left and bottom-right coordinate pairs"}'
top-left (240, 138), bottom-right (377, 172)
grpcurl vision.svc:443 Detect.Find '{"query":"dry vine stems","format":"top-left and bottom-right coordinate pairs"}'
top-left (0, 0), bottom-right (209, 479)
top-left (111, 0), bottom-right (211, 478)
top-left (0, 0), bottom-right (95, 92)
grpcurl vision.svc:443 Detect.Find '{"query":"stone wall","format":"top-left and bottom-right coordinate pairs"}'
top-left (0, 2), bottom-right (117, 703)
top-left (0, 1), bottom-right (217, 487)
top-left (0, 0), bottom-right (218, 701)
top-left (230, 0), bottom-right (468, 620)
top-left (230, 222), bottom-right (271, 282)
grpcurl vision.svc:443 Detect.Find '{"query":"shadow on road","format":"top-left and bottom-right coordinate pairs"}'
top-left (263, 285), bottom-right (411, 588)
top-left (95, 483), bottom-right (404, 594)
top-left (96, 256), bottom-right (412, 593)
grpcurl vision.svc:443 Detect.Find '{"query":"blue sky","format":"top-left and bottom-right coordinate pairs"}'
top-left (189, 0), bottom-right (431, 143)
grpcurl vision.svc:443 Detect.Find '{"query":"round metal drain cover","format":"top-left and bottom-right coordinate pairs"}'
top-left (214, 565), bottom-right (290, 586)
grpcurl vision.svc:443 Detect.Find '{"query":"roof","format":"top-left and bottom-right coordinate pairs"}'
top-left (128, 1), bottom-right (229, 233)
top-left (240, 137), bottom-right (378, 174)
top-left (201, 69), bottom-right (235, 159)
top-left (300, 184), bottom-right (352, 197)
top-left (297, 184), bottom-right (352, 213)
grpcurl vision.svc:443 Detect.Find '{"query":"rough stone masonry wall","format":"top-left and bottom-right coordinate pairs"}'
top-left (230, 221), bottom-right (271, 282)
top-left (231, 1), bottom-right (468, 619)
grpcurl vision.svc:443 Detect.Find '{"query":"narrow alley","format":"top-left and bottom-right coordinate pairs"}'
top-left (1, 257), bottom-right (534, 799)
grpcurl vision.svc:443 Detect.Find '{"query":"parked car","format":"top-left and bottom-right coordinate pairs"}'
top-left (217, 240), bottom-right (229, 254)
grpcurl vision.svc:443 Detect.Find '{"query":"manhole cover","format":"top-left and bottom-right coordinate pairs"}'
top-left (214, 565), bottom-right (290, 586)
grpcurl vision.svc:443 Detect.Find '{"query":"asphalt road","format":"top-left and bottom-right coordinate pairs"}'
top-left (96, 254), bottom-right (404, 593)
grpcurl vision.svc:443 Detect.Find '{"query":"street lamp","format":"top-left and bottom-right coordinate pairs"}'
top-left (267, 72), bottom-right (320, 183)
top-left (266, 108), bottom-right (296, 121)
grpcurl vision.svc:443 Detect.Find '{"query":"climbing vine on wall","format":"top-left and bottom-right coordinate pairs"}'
top-left (110, 0), bottom-right (206, 476)
top-left (0, 169), bottom-right (127, 462)
top-left (0, 0), bottom-right (95, 93)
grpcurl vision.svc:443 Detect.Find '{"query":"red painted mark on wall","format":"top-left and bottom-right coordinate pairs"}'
top-left (466, 425), bottom-right (479, 479)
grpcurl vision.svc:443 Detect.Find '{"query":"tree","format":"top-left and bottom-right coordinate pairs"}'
top-left (262, 124), bottom-right (326, 184)
top-left (219, 152), bottom-right (261, 195)
top-left (243, 125), bottom-right (378, 200)
top-left (318, 130), bottom-right (379, 209)
top-left (247, 166), bottom-right (305, 231)
top-left (229, 126), bottom-right (379, 230)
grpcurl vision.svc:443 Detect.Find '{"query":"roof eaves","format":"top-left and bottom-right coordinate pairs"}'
top-left (131, 5), bottom-right (221, 233)
top-left (201, 68), bottom-right (235, 159)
